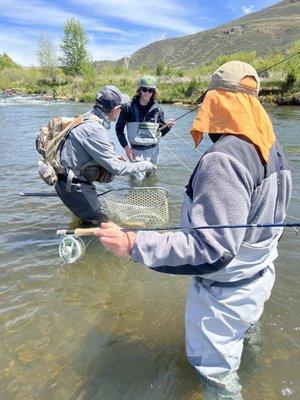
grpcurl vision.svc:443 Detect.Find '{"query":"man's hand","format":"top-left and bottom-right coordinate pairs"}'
top-left (124, 145), bottom-right (134, 160)
top-left (94, 222), bottom-right (137, 258)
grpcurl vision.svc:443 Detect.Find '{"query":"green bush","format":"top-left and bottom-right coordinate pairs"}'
top-left (1, 43), bottom-right (299, 104)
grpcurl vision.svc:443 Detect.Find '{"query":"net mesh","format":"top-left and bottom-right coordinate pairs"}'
top-left (102, 187), bottom-right (169, 228)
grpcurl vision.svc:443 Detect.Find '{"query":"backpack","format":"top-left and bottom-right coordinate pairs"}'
top-left (36, 114), bottom-right (115, 186)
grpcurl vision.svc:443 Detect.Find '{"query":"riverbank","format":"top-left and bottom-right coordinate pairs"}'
top-left (2, 87), bottom-right (299, 106)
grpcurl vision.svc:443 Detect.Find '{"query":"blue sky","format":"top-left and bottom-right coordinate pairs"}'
top-left (0, 0), bottom-right (279, 66)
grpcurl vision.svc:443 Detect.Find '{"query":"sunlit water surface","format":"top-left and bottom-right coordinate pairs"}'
top-left (0, 95), bottom-right (299, 399)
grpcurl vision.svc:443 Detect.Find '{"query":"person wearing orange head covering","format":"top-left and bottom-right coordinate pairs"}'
top-left (95, 62), bottom-right (292, 399)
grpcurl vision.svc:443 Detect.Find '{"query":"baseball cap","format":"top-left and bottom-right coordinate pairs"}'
top-left (139, 75), bottom-right (157, 89)
top-left (208, 61), bottom-right (260, 96)
top-left (95, 85), bottom-right (130, 109)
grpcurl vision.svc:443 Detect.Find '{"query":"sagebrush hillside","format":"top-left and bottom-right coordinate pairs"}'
top-left (95, 0), bottom-right (300, 69)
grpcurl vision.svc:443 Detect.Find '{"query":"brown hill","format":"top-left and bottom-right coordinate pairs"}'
top-left (95, 0), bottom-right (300, 69)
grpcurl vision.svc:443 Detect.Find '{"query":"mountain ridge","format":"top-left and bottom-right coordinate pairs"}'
top-left (95, 0), bottom-right (300, 69)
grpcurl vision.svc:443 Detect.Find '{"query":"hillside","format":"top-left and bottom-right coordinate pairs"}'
top-left (95, 0), bottom-right (300, 69)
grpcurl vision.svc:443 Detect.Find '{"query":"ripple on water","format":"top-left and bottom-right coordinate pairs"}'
top-left (0, 101), bottom-right (300, 400)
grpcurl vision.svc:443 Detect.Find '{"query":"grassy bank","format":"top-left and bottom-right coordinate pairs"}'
top-left (1, 50), bottom-right (299, 105)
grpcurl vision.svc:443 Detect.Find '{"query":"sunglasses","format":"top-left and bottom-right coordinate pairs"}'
top-left (141, 87), bottom-right (155, 93)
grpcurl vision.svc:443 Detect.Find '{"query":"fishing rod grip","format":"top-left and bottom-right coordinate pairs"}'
top-left (74, 228), bottom-right (99, 237)
top-left (56, 228), bottom-right (98, 237)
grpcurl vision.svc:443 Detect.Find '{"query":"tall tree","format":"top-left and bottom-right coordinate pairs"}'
top-left (36, 32), bottom-right (59, 82)
top-left (60, 18), bottom-right (92, 75)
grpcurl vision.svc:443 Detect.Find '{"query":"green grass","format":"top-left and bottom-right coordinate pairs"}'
top-left (1, 47), bottom-right (299, 105)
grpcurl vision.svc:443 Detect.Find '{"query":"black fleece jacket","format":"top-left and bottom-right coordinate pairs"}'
top-left (115, 97), bottom-right (170, 148)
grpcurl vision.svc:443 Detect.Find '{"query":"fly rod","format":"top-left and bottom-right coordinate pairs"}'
top-left (56, 221), bottom-right (300, 237)
top-left (19, 187), bottom-right (131, 198)
top-left (158, 92), bottom-right (207, 131)
top-left (258, 51), bottom-right (300, 75)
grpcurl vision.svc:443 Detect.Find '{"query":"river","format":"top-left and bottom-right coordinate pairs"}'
top-left (0, 95), bottom-right (299, 399)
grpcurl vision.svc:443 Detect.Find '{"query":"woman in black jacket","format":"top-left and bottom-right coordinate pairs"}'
top-left (116, 75), bottom-right (175, 180)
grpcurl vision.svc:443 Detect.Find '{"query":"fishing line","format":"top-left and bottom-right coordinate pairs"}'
top-left (160, 141), bottom-right (194, 172)
top-left (167, 128), bottom-right (202, 152)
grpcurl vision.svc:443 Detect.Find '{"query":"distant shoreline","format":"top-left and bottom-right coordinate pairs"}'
top-left (1, 89), bottom-right (299, 106)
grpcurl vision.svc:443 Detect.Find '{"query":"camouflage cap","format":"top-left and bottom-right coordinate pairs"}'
top-left (139, 75), bottom-right (157, 89)
top-left (208, 61), bottom-right (260, 96)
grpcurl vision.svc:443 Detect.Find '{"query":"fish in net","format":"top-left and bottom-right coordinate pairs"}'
top-left (101, 187), bottom-right (169, 228)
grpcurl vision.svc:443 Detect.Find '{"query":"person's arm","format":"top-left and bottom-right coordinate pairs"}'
top-left (130, 152), bottom-right (253, 274)
top-left (115, 105), bottom-right (129, 148)
top-left (78, 122), bottom-right (155, 175)
top-left (96, 152), bottom-right (254, 274)
top-left (157, 106), bottom-right (174, 136)
top-left (116, 104), bottom-right (135, 160)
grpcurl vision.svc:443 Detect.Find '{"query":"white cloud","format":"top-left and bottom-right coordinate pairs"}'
top-left (0, 0), bottom-right (124, 33)
top-left (0, 0), bottom-right (204, 65)
top-left (69, 0), bottom-right (202, 35)
top-left (241, 4), bottom-right (254, 14)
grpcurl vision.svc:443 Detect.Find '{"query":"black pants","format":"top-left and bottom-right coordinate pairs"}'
top-left (55, 180), bottom-right (109, 225)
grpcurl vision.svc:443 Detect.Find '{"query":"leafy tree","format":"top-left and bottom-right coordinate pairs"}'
top-left (60, 18), bottom-right (92, 75)
top-left (36, 32), bottom-right (59, 82)
top-left (0, 53), bottom-right (19, 70)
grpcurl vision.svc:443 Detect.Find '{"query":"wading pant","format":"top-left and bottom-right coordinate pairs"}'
top-left (185, 264), bottom-right (275, 400)
top-left (55, 180), bottom-right (108, 225)
top-left (131, 145), bottom-right (159, 181)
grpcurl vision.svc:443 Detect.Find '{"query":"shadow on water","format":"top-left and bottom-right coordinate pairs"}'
top-left (68, 329), bottom-right (200, 400)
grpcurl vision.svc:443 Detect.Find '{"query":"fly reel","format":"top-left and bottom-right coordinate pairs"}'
top-left (58, 236), bottom-right (85, 263)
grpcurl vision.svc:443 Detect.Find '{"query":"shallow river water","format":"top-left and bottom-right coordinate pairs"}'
top-left (0, 96), bottom-right (299, 399)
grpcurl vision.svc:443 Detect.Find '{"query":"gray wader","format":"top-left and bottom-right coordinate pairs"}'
top-left (55, 178), bottom-right (108, 225)
top-left (131, 145), bottom-right (159, 180)
top-left (127, 104), bottom-right (160, 180)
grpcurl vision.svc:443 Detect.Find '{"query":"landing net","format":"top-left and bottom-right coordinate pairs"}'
top-left (102, 187), bottom-right (169, 228)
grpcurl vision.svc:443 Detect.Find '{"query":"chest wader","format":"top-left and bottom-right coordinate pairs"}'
top-left (127, 104), bottom-right (161, 180)
top-left (184, 147), bottom-right (283, 398)
top-left (126, 104), bottom-right (161, 147)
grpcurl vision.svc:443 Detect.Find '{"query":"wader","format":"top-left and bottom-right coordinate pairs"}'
top-left (127, 104), bottom-right (160, 180)
top-left (185, 264), bottom-right (275, 399)
top-left (55, 175), bottom-right (108, 225)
